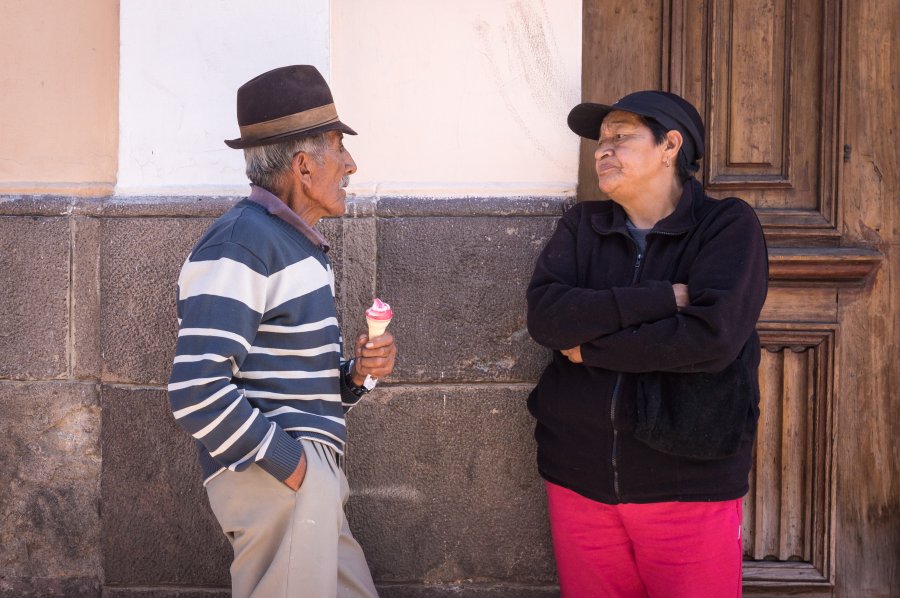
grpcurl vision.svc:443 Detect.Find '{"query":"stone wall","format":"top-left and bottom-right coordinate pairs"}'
top-left (0, 194), bottom-right (568, 597)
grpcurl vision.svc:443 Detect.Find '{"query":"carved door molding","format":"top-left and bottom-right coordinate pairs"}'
top-left (745, 325), bottom-right (835, 592)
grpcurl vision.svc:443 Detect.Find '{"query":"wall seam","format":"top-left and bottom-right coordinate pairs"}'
top-left (67, 214), bottom-right (76, 379)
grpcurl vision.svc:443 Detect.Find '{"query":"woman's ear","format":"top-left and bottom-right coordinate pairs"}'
top-left (664, 129), bottom-right (684, 164)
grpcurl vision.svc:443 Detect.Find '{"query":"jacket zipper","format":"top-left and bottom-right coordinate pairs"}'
top-left (610, 239), bottom-right (644, 501)
top-left (606, 218), bottom-right (685, 500)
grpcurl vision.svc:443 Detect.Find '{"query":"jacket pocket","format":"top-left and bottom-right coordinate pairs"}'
top-left (634, 350), bottom-right (756, 460)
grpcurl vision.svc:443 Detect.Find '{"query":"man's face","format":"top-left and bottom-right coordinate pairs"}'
top-left (307, 130), bottom-right (357, 219)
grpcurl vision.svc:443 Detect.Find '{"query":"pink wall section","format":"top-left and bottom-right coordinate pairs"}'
top-left (0, 0), bottom-right (119, 195)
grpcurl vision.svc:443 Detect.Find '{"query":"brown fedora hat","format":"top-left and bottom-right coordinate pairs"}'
top-left (225, 65), bottom-right (356, 149)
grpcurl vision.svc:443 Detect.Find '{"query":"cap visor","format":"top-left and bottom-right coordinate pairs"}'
top-left (567, 103), bottom-right (615, 140)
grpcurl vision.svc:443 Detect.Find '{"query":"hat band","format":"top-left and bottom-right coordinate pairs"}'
top-left (238, 103), bottom-right (339, 142)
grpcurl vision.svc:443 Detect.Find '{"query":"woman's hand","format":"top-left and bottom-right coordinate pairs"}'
top-left (560, 346), bottom-right (583, 364)
top-left (673, 283), bottom-right (690, 311)
top-left (560, 284), bottom-right (688, 365)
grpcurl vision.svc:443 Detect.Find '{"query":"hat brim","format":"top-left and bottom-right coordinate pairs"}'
top-left (567, 103), bottom-right (616, 140)
top-left (224, 120), bottom-right (357, 149)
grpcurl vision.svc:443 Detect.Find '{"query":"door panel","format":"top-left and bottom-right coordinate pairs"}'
top-left (581, 0), bottom-right (893, 595)
top-left (669, 0), bottom-right (842, 245)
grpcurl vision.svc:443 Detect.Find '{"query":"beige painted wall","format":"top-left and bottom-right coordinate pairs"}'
top-left (0, 0), bottom-right (119, 195)
top-left (332, 0), bottom-right (581, 197)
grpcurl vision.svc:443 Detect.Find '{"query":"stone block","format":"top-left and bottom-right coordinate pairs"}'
top-left (100, 385), bottom-right (230, 587)
top-left (376, 216), bottom-right (556, 383)
top-left (100, 218), bottom-right (213, 384)
top-left (0, 382), bottom-right (100, 578)
top-left (344, 384), bottom-right (555, 585)
top-left (334, 217), bottom-right (378, 351)
top-left (318, 215), bottom-right (345, 313)
top-left (100, 214), bottom-right (351, 385)
top-left (0, 216), bottom-right (70, 379)
top-left (72, 216), bottom-right (102, 379)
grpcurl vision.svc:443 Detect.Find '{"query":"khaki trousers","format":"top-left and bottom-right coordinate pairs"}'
top-left (206, 439), bottom-right (378, 598)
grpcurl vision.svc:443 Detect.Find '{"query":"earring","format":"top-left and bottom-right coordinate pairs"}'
top-left (664, 158), bottom-right (670, 167)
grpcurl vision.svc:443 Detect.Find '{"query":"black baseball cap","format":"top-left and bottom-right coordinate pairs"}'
top-left (567, 90), bottom-right (705, 165)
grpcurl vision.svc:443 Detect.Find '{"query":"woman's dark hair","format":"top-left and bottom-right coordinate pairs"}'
top-left (640, 116), bottom-right (700, 183)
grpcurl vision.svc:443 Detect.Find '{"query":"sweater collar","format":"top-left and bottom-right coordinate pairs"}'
top-left (246, 184), bottom-right (330, 252)
top-left (592, 177), bottom-right (701, 236)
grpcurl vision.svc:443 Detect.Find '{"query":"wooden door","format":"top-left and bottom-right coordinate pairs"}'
top-left (580, 1), bottom-right (898, 595)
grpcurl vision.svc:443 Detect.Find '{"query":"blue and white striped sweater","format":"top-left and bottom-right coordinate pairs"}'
top-left (168, 199), bottom-right (360, 484)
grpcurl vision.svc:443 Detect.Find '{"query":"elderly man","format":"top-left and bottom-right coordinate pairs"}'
top-left (167, 65), bottom-right (396, 598)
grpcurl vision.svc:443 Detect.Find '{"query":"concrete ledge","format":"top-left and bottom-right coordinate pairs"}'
top-left (0, 194), bottom-right (573, 219)
top-left (0, 195), bottom-right (235, 218)
top-left (374, 195), bottom-right (572, 217)
top-left (0, 195), bottom-right (90, 216)
top-left (101, 197), bottom-right (239, 219)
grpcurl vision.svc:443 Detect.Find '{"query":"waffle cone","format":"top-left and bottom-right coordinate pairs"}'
top-left (366, 317), bottom-right (391, 339)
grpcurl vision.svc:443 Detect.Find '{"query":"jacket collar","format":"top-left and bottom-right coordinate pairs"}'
top-left (591, 177), bottom-right (702, 236)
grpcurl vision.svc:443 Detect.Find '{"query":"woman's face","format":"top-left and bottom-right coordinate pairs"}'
top-left (594, 110), bottom-right (670, 198)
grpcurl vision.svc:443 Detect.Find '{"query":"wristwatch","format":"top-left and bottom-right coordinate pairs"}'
top-left (344, 359), bottom-right (377, 397)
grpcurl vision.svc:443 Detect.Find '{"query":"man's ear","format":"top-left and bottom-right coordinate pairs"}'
top-left (292, 150), bottom-right (314, 187)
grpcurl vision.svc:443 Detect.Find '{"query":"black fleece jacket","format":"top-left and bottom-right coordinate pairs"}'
top-left (526, 178), bottom-right (768, 504)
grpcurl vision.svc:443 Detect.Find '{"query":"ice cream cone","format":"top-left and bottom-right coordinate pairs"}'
top-left (366, 317), bottom-right (390, 339)
top-left (364, 298), bottom-right (393, 339)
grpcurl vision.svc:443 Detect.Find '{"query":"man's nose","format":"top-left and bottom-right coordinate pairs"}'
top-left (345, 151), bottom-right (357, 175)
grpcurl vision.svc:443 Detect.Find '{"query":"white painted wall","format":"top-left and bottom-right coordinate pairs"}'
top-left (333, 0), bottom-right (582, 197)
top-left (117, 0), bottom-right (330, 195)
top-left (117, 0), bottom-right (581, 198)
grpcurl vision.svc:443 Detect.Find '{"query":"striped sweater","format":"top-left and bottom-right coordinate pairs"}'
top-left (167, 198), bottom-right (361, 484)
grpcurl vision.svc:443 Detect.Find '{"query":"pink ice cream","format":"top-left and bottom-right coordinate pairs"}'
top-left (365, 298), bottom-right (393, 321)
top-left (365, 298), bottom-right (393, 338)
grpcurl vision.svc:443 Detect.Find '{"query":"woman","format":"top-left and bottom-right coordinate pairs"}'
top-left (526, 91), bottom-right (768, 597)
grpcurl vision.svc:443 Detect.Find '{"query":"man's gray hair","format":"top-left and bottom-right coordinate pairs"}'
top-left (243, 132), bottom-right (330, 191)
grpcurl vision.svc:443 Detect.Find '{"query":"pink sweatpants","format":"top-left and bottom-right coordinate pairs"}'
top-left (545, 481), bottom-right (743, 598)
